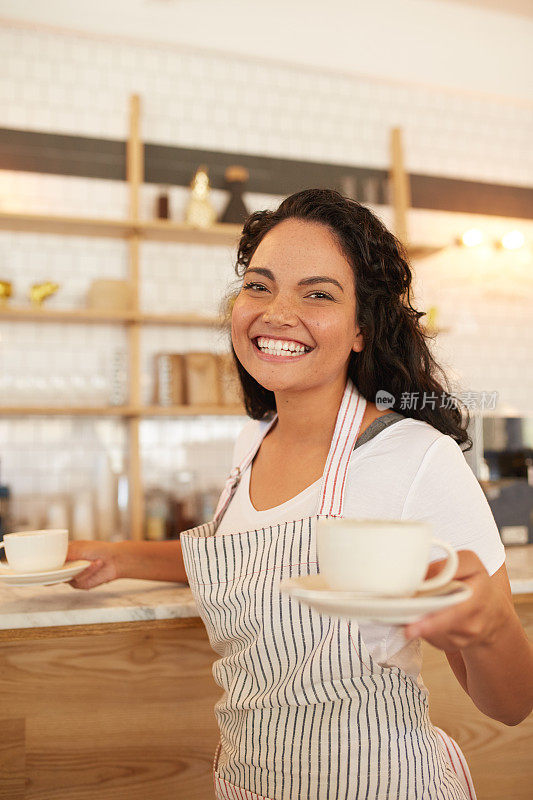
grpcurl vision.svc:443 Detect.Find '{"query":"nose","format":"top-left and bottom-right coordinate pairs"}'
top-left (261, 293), bottom-right (298, 326)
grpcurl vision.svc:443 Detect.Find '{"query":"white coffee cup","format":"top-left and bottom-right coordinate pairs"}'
top-left (0, 529), bottom-right (69, 573)
top-left (316, 518), bottom-right (458, 596)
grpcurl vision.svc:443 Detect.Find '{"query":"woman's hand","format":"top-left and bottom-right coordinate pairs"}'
top-left (66, 540), bottom-right (121, 590)
top-left (403, 550), bottom-right (510, 652)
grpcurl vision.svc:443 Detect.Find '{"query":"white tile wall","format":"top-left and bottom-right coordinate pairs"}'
top-left (0, 172), bottom-right (129, 217)
top-left (1, 24), bottom-right (532, 185)
top-left (0, 22), bottom-right (532, 535)
top-left (413, 241), bottom-right (533, 416)
top-left (141, 417), bottom-right (245, 492)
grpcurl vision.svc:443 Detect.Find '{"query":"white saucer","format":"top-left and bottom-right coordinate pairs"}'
top-left (279, 574), bottom-right (472, 625)
top-left (0, 560), bottom-right (92, 587)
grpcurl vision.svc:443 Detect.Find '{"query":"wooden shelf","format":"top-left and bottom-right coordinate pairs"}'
top-left (138, 312), bottom-right (222, 327)
top-left (0, 306), bottom-right (222, 327)
top-left (0, 406), bottom-right (137, 417)
top-left (142, 405), bottom-right (245, 417)
top-left (0, 405), bottom-right (245, 417)
top-left (0, 210), bottom-right (242, 245)
top-left (0, 210), bottom-right (439, 255)
top-left (0, 306), bottom-right (137, 324)
top-left (141, 219), bottom-right (242, 245)
top-left (422, 325), bottom-right (451, 336)
top-left (407, 244), bottom-right (444, 260)
top-left (0, 211), bottom-right (133, 239)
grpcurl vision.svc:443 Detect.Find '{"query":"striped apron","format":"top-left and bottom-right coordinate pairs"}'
top-left (180, 379), bottom-right (476, 799)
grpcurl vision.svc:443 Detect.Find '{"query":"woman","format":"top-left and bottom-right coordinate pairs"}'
top-left (68, 189), bottom-right (533, 800)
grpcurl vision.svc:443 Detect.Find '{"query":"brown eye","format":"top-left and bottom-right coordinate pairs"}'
top-left (243, 282), bottom-right (267, 291)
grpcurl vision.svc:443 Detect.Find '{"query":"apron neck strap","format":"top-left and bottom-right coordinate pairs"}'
top-left (317, 379), bottom-right (366, 518)
top-left (213, 414), bottom-right (277, 524)
top-left (213, 378), bottom-right (367, 524)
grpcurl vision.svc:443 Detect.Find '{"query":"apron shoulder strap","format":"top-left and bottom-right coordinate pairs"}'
top-left (317, 380), bottom-right (367, 518)
top-left (213, 414), bottom-right (277, 524)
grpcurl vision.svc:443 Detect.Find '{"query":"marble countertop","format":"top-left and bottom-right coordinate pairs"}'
top-left (0, 578), bottom-right (197, 631)
top-left (0, 546), bottom-right (532, 632)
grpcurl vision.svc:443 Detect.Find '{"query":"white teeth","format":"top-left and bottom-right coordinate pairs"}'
top-left (255, 336), bottom-right (310, 356)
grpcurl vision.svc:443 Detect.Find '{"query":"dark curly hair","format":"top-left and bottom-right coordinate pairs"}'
top-left (224, 188), bottom-right (471, 450)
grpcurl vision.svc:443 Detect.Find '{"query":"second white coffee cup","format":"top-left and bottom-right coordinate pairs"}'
top-left (0, 529), bottom-right (69, 573)
top-left (316, 518), bottom-right (458, 596)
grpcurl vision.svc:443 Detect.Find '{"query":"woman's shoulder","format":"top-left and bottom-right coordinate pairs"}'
top-left (357, 415), bottom-right (449, 456)
top-left (351, 415), bottom-right (472, 487)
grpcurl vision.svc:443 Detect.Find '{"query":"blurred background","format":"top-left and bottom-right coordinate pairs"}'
top-left (0, 0), bottom-right (532, 546)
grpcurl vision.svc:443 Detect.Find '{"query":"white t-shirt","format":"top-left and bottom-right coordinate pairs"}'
top-left (216, 416), bottom-right (506, 685)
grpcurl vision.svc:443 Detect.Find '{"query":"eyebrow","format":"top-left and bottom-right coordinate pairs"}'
top-left (244, 267), bottom-right (344, 293)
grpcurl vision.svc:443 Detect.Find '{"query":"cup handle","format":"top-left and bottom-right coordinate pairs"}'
top-left (418, 539), bottom-right (458, 593)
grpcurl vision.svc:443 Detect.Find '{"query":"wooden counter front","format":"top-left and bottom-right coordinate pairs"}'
top-left (0, 617), bottom-right (220, 800)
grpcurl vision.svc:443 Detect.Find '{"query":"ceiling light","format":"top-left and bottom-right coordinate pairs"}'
top-left (460, 229), bottom-right (483, 247)
top-left (500, 230), bottom-right (525, 250)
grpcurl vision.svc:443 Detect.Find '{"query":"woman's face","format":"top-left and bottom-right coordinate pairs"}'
top-left (231, 218), bottom-right (364, 395)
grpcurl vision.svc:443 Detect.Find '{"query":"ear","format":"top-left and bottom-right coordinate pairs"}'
top-left (352, 327), bottom-right (364, 353)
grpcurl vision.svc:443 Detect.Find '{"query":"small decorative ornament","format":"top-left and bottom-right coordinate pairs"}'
top-left (219, 165), bottom-right (250, 224)
top-left (425, 305), bottom-right (439, 332)
top-left (185, 165), bottom-right (217, 229)
top-left (0, 280), bottom-right (12, 307)
top-left (156, 186), bottom-right (170, 219)
top-left (29, 281), bottom-right (59, 307)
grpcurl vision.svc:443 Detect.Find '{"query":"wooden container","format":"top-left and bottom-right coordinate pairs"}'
top-left (183, 352), bottom-right (219, 405)
top-left (87, 279), bottom-right (132, 312)
top-left (153, 353), bottom-right (185, 406)
top-left (217, 353), bottom-right (242, 406)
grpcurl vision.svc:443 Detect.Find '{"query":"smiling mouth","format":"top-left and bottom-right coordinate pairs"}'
top-left (253, 336), bottom-right (314, 357)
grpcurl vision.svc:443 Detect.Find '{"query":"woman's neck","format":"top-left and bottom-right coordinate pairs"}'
top-left (269, 377), bottom-right (348, 450)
